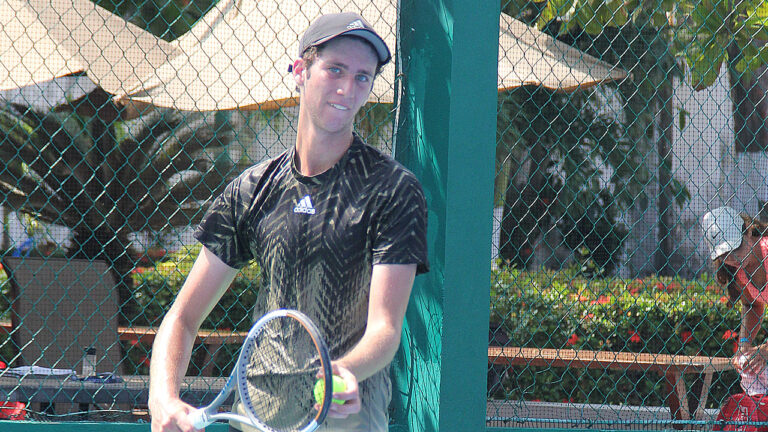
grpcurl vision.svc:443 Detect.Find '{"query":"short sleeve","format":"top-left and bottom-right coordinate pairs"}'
top-left (371, 170), bottom-right (429, 274)
top-left (194, 176), bottom-right (254, 269)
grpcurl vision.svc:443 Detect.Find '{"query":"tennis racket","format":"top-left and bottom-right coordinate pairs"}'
top-left (188, 309), bottom-right (333, 432)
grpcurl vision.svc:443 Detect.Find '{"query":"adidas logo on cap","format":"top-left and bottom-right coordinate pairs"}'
top-left (347, 19), bottom-right (365, 30)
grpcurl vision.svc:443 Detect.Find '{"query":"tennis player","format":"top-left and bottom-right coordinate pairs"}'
top-left (148, 12), bottom-right (429, 432)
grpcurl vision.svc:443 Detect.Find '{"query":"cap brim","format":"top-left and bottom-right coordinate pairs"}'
top-left (711, 239), bottom-right (742, 260)
top-left (344, 29), bottom-right (391, 65)
top-left (310, 29), bottom-right (391, 65)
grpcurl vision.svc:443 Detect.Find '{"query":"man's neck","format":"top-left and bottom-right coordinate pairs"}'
top-left (294, 126), bottom-right (354, 177)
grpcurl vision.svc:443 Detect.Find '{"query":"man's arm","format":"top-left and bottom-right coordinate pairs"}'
top-left (149, 246), bottom-right (239, 432)
top-left (329, 263), bottom-right (416, 417)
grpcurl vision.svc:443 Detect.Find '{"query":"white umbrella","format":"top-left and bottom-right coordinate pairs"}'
top-left (0, 0), bottom-right (178, 92)
top-left (115, 0), bottom-right (626, 112)
top-left (498, 13), bottom-right (626, 92)
top-left (2, 0), bottom-right (627, 110)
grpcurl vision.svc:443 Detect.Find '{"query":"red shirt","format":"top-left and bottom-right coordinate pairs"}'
top-left (735, 237), bottom-right (768, 305)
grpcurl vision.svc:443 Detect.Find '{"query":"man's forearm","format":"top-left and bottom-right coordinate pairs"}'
top-left (149, 314), bottom-right (198, 401)
top-left (336, 320), bottom-right (402, 382)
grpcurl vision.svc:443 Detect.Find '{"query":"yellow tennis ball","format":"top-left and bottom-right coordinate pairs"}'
top-left (313, 375), bottom-right (346, 405)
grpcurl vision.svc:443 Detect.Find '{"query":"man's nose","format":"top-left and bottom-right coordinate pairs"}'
top-left (336, 77), bottom-right (355, 95)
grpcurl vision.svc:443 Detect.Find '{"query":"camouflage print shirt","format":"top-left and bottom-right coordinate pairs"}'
top-left (194, 134), bottom-right (429, 429)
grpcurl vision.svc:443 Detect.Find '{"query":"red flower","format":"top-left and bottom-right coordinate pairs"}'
top-left (0, 361), bottom-right (6, 369)
top-left (567, 334), bottom-right (579, 346)
top-left (629, 331), bottom-right (642, 343)
top-left (630, 287), bottom-right (641, 295)
top-left (583, 313), bottom-right (595, 322)
top-left (722, 329), bottom-right (738, 340)
top-left (667, 282), bottom-right (681, 292)
top-left (655, 282), bottom-right (665, 291)
top-left (681, 331), bottom-right (693, 344)
top-left (719, 296), bottom-right (729, 304)
top-left (139, 355), bottom-right (151, 367)
top-left (597, 295), bottom-right (610, 304)
top-left (578, 295), bottom-right (590, 302)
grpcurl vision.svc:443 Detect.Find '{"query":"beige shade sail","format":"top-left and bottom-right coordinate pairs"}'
top-left (117, 0), bottom-right (627, 112)
top-left (0, 0), bottom-right (178, 92)
top-left (118, 0), bottom-right (398, 111)
top-left (2, 0), bottom-right (627, 109)
top-left (498, 14), bottom-right (627, 92)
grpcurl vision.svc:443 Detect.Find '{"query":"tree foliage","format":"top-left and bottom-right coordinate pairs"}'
top-left (526, 0), bottom-right (768, 90)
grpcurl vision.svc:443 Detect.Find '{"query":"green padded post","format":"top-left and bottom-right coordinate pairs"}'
top-left (390, 0), bottom-right (498, 431)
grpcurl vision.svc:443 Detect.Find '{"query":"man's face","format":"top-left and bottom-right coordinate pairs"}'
top-left (294, 37), bottom-right (378, 135)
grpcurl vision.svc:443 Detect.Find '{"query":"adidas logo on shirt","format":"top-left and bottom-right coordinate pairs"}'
top-left (293, 195), bottom-right (316, 215)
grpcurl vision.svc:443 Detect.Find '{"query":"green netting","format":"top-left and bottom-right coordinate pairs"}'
top-left (0, 0), bottom-right (767, 430)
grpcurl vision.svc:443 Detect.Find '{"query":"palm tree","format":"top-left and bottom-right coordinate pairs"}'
top-left (0, 91), bottom-right (241, 315)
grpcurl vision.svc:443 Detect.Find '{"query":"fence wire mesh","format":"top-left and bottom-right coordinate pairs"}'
top-left (0, 0), bottom-right (767, 430)
top-left (489, 0), bottom-right (768, 430)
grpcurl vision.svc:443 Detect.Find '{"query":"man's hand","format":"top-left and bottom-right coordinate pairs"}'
top-left (324, 362), bottom-right (362, 418)
top-left (150, 397), bottom-right (198, 432)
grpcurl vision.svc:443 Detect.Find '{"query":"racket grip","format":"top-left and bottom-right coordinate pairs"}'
top-left (188, 408), bottom-right (211, 429)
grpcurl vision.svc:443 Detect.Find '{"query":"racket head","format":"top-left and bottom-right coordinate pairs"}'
top-left (236, 309), bottom-right (333, 432)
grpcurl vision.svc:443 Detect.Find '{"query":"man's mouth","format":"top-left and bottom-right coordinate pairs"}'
top-left (330, 103), bottom-right (349, 111)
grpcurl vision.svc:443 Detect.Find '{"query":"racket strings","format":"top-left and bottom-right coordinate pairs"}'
top-left (243, 315), bottom-right (322, 432)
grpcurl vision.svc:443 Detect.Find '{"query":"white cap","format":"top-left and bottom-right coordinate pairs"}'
top-left (701, 206), bottom-right (744, 260)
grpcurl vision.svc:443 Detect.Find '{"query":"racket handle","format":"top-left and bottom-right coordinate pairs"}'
top-left (188, 408), bottom-right (211, 429)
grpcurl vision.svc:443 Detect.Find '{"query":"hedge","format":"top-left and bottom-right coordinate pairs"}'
top-left (121, 245), bottom-right (261, 375)
top-left (0, 254), bottom-right (752, 408)
top-left (490, 265), bottom-right (746, 407)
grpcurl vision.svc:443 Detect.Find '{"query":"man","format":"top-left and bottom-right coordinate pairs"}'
top-left (148, 12), bottom-right (429, 432)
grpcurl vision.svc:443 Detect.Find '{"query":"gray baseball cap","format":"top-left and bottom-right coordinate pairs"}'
top-left (702, 206), bottom-right (744, 260)
top-left (298, 12), bottom-right (391, 66)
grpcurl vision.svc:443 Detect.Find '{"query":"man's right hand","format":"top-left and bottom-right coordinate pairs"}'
top-left (150, 397), bottom-right (198, 432)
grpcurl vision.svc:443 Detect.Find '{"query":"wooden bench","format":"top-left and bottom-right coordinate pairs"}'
top-left (488, 346), bottom-right (734, 427)
top-left (118, 326), bottom-right (248, 376)
top-left (0, 321), bottom-right (248, 377)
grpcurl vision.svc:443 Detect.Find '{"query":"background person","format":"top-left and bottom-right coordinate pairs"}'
top-left (148, 12), bottom-right (429, 432)
top-left (703, 206), bottom-right (768, 377)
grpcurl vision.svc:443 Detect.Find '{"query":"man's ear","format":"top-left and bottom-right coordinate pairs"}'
top-left (293, 59), bottom-right (306, 88)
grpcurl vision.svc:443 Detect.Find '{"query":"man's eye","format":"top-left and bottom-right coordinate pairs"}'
top-left (356, 75), bottom-right (370, 83)
top-left (328, 67), bottom-right (341, 74)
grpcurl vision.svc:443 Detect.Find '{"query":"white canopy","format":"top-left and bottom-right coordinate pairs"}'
top-left (0, 0), bottom-right (177, 92)
top-left (3, 0), bottom-right (627, 111)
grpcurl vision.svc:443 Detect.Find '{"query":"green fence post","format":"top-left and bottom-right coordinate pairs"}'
top-left (390, 1), bottom-right (498, 431)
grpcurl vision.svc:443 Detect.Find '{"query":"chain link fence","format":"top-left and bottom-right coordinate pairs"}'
top-left (0, 0), bottom-right (767, 430)
top-left (489, 0), bottom-right (768, 430)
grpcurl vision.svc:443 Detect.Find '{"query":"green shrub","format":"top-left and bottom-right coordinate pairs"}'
top-left (126, 244), bottom-right (260, 330)
top-left (122, 245), bottom-right (261, 375)
top-left (489, 266), bottom-right (744, 407)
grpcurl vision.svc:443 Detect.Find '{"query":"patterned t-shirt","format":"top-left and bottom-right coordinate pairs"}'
top-left (194, 134), bottom-right (429, 429)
